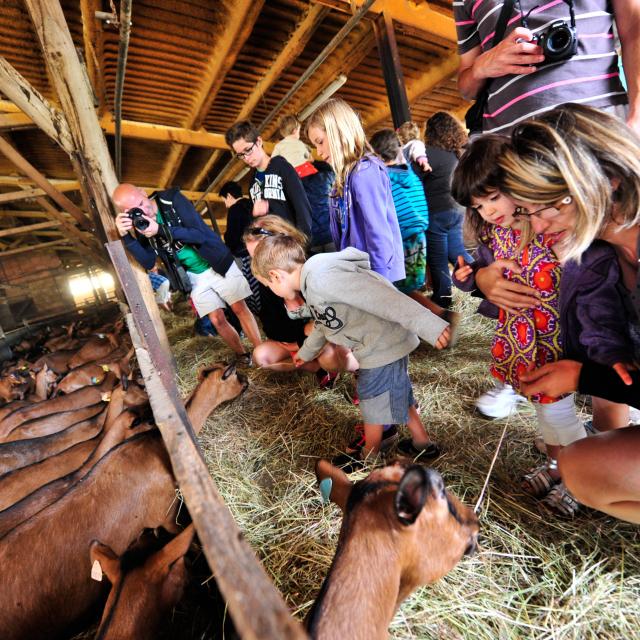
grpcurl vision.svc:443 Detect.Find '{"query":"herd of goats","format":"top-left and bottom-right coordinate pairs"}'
top-left (0, 314), bottom-right (478, 640)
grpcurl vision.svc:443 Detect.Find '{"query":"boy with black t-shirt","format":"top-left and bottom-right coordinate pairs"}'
top-left (225, 120), bottom-right (312, 237)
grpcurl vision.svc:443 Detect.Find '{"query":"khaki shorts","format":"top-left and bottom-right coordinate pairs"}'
top-left (188, 262), bottom-right (252, 317)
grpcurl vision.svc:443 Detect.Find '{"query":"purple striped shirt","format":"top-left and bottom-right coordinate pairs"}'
top-left (454, 0), bottom-right (627, 133)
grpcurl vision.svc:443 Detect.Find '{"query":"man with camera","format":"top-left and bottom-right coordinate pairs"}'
top-left (113, 183), bottom-right (262, 364)
top-left (455, 0), bottom-right (639, 136)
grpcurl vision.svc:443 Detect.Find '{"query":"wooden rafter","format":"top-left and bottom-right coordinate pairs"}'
top-left (157, 0), bottom-right (266, 188)
top-left (188, 3), bottom-right (330, 191)
top-left (363, 52), bottom-right (460, 129)
top-left (0, 221), bottom-right (61, 237)
top-left (316, 0), bottom-right (456, 41)
top-left (0, 238), bottom-right (70, 257)
top-left (80, 0), bottom-right (105, 114)
top-left (0, 58), bottom-right (75, 155)
top-left (0, 134), bottom-right (93, 231)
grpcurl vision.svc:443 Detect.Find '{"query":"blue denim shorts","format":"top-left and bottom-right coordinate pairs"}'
top-left (357, 356), bottom-right (415, 425)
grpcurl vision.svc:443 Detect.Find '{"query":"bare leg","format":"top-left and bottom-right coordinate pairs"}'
top-left (591, 396), bottom-right (629, 432)
top-left (207, 308), bottom-right (245, 355)
top-left (362, 423), bottom-right (383, 457)
top-left (317, 344), bottom-right (359, 373)
top-left (406, 404), bottom-right (432, 448)
top-left (230, 299), bottom-right (262, 347)
top-left (253, 341), bottom-right (319, 372)
top-left (559, 426), bottom-right (640, 523)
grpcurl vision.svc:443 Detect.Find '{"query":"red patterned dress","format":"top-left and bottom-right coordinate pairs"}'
top-left (483, 226), bottom-right (562, 403)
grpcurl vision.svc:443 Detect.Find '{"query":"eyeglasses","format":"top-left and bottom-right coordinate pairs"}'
top-left (247, 227), bottom-right (274, 237)
top-left (235, 142), bottom-right (257, 160)
top-left (512, 197), bottom-right (573, 220)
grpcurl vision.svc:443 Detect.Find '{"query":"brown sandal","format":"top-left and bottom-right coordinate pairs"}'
top-left (521, 462), bottom-right (559, 498)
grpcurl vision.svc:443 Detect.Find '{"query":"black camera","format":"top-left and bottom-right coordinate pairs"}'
top-left (533, 19), bottom-right (577, 63)
top-left (128, 207), bottom-right (150, 231)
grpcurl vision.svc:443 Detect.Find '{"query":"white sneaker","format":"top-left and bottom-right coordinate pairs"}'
top-left (475, 383), bottom-right (527, 419)
top-left (629, 406), bottom-right (640, 425)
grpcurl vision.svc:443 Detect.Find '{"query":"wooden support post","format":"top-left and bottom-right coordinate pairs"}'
top-left (0, 221), bottom-right (61, 237)
top-left (23, 0), bottom-right (173, 359)
top-left (108, 242), bottom-right (307, 640)
top-left (374, 12), bottom-right (411, 129)
top-left (0, 134), bottom-right (93, 231)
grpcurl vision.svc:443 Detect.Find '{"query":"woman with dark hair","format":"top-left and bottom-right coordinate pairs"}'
top-left (422, 112), bottom-right (473, 310)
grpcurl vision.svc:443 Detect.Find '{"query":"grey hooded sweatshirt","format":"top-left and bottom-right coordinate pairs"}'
top-left (296, 248), bottom-right (449, 369)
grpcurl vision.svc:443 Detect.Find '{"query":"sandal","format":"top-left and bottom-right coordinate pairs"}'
top-left (542, 482), bottom-right (580, 517)
top-left (521, 462), bottom-right (559, 498)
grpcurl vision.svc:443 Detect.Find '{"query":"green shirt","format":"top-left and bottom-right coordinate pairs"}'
top-left (156, 209), bottom-right (209, 274)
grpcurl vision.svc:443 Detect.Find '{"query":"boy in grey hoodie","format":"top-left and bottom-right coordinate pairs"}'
top-left (251, 235), bottom-right (451, 469)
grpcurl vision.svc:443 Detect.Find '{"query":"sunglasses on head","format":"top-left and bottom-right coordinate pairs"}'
top-left (247, 227), bottom-right (274, 237)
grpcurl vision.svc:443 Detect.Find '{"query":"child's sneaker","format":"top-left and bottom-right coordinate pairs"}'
top-left (316, 369), bottom-right (339, 389)
top-left (475, 382), bottom-right (527, 419)
top-left (346, 424), bottom-right (399, 453)
top-left (397, 438), bottom-right (441, 461)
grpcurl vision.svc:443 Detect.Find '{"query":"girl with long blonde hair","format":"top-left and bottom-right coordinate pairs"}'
top-left (305, 98), bottom-right (405, 283)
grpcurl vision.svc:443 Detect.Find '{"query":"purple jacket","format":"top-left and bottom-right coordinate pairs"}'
top-left (454, 239), bottom-right (632, 366)
top-left (328, 154), bottom-right (405, 283)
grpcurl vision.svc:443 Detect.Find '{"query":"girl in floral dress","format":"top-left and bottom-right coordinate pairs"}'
top-left (451, 135), bottom-right (586, 516)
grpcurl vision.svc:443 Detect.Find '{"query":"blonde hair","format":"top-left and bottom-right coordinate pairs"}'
top-left (251, 234), bottom-right (306, 281)
top-left (241, 214), bottom-right (308, 247)
top-left (499, 104), bottom-right (640, 261)
top-left (396, 121), bottom-right (421, 145)
top-left (279, 114), bottom-right (300, 138)
top-left (305, 97), bottom-right (371, 195)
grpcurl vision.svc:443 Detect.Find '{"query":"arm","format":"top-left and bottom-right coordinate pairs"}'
top-left (612, 0), bottom-right (640, 135)
top-left (475, 258), bottom-right (540, 313)
top-left (121, 233), bottom-right (157, 270)
top-left (350, 165), bottom-right (400, 278)
top-left (280, 161), bottom-right (312, 237)
top-left (457, 28), bottom-right (544, 100)
top-left (296, 323), bottom-right (328, 363)
top-left (452, 243), bottom-right (494, 293)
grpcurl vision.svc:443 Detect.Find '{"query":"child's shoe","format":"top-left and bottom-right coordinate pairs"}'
top-left (521, 461), bottom-right (559, 497)
top-left (542, 482), bottom-right (580, 517)
top-left (397, 438), bottom-right (441, 461)
top-left (346, 424), bottom-right (398, 454)
top-left (475, 382), bottom-right (527, 419)
top-left (316, 369), bottom-right (339, 389)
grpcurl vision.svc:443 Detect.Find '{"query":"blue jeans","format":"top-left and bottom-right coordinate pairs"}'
top-left (426, 208), bottom-right (472, 308)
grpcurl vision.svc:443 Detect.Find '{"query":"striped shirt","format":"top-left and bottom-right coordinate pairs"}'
top-left (454, 0), bottom-right (627, 134)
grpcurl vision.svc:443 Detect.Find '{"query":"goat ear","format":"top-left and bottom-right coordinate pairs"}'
top-left (315, 459), bottom-right (353, 512)
top-left (89, 540), bottom-right (120, 584)
top-left (395, 466), bottom-right (429, 526)
top-left (153, 524), bottom-right (196, 575)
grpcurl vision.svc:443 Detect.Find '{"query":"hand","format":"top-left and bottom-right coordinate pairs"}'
top-left (292, 352), bottom-right (307, 368)
top-left (417, 157), bottom-right (432, 173)
top-left (454, 256), bottom-right (473, 283)
top-left (115, 212), bottom-right (133, 237)
top-left (253, 200), bottom-right (269, 217)
top-left (138, 216), bottom-right (160, 238)
top-left (475, 259), bottom-right (539, 313)
top-left (434, 326), bottom-right (450, 350)
top-left (474, 27), bottom-right (544, 80)
top-left (519, 360), bottom-right (582, 396)
top-left (612, 362), bottom-right (637, 386)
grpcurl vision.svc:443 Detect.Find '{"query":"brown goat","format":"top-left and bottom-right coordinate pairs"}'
top-left (0, 363), bottom-right (247, 640)
top-left (0, 374), bottom-right (116, 440)
top-left (33, 349), bottom-right (77, 375)
top-left (90, 524), bottom-right (196, 640)
top-left (67, 333), bottom-right (121, 370)
top-left (29, 364), bottom-right (58, 401)
top-left (306, 460), bottom-right (479, 640)
top-left (0, 406), bottom-right (107, 475)
top-left (0, 371), bottom-right (28, 405)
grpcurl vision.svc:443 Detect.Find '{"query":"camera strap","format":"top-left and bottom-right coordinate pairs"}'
top-left (518, 0), bottom-right (575, 29)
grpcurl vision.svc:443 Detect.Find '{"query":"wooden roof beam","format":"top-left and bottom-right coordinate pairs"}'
top-left (0, 238), bottom-right (70, 257)
top-left (0, 134), bottom-right (93, 231)
top-left (363, 51), bottom-right (460, 129)
top-left (80, 0), bottom-right (106, 114)
top-left (0, 58), bottom-right (75, 155)
top-left (158, 0), bottom-right (266, 188)
top-left (188, 3), bottom-right (329, 190)
top-left (0, 221), bottom-right (61, 237)
top-left (315, 0), bottom-right (456, 42)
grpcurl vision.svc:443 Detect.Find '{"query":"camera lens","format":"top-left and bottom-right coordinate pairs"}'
top-left (128, 207), bottom-right (150, 231)
top-left (547, 27), bottom-right (570, 55)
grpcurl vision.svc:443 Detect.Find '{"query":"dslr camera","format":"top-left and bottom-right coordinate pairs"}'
top-left (127, 207), bottom-right (150, 232)
top-left (531, 19), bottom-right (577, 63)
